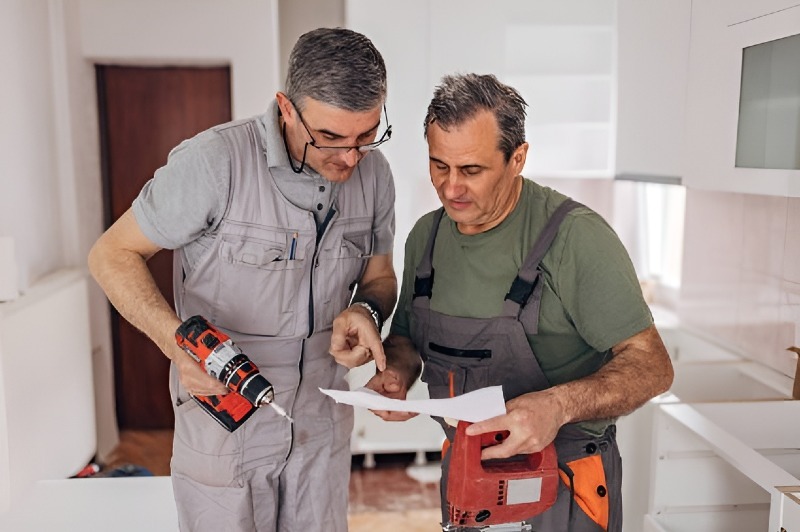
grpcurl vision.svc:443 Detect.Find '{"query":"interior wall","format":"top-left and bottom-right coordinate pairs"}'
top-left (679, 189), bottom-right (800, 378)
top-left (63, 0), bottom-right (280, 458)
top-left (277, 0), bottom-right (344, 84)
top-left (0, 1), bottom-right (64, 293)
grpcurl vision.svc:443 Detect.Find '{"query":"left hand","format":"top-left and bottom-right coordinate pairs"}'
top-left (364, 368), bottom-right (419, 422)
top-left (465, 389), bottom-right (566, 460)
top-left (330, 304), bottom-right (386, 371)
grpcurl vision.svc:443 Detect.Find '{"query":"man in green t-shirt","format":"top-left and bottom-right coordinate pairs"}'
top-left (367, 73), bottom-right (674, 532)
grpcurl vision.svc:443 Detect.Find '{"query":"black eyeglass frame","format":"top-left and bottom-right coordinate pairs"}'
top-left (293, 101), bottom-right (392, 154)
top-left (282, 100), bottom-right (392, 174)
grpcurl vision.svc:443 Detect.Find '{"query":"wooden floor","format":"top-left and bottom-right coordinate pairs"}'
top-left (103, 430), bottom-right (443, 531)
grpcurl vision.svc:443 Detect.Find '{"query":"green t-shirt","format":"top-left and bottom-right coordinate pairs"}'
top-left (391, 180), bottom-right (653, 433)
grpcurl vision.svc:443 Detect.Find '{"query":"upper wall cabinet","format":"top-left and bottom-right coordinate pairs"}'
top-left (346, 0), bottom-right (617, 181)
top-left (683, 0), bottom-right (800, 197)
top-left (615, 0), bottom-right (691, 183)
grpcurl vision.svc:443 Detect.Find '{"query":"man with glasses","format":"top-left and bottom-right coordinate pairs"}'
top-left (89, 28), bottom-right (396, 531)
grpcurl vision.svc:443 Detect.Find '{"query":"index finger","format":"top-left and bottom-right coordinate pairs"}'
top-left (465, 413), bottom-right (508, 437)
top-left (368, 339), bottom-right (387, 372)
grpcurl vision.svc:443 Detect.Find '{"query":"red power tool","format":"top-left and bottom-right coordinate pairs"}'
top-left (444, 421), bottom-right (559, 531)
top-left (175, 315), bottom-right (291, 432)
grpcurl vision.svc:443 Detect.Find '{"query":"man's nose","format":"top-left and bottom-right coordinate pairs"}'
top-left (341, 147), bottom-right (362, 167)
top-left (440, 172), bottom-right (464, 198)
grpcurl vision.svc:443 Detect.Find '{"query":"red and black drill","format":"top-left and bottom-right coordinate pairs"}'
top-left (175, 315), bottom-right (291, 432)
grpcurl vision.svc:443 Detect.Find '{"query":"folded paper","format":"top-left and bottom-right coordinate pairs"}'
top-left (319, 385), bottom-right (506, 423)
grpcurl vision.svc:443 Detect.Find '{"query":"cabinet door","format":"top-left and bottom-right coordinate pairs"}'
top-left (780, 490), bottom-right (800, 530)
top-left (347, 0), bottom-right (617, 180)
top-left (615, 0), bottom-right (691, 182)
top-left (684, 0), bottom-right (800, 196)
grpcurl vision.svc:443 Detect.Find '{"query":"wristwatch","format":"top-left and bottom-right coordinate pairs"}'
top-left (351, 301), bottom-right (381, 331)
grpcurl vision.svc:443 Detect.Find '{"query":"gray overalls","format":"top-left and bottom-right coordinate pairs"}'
top-left (168, 117), bottom-right (374, 531)
top-left (413, 200), bottom-right (622, 532)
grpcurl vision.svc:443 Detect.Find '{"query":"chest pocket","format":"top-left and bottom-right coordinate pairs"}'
top-left (316, 220), bottom-right (373, 329)
top-left (213, 233), bottom-right (305, 336)
top-left (420, 347), bottom-right (492, 400)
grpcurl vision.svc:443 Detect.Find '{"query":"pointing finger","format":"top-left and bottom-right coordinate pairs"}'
top-left (465, 414), bottom-right (507, 437)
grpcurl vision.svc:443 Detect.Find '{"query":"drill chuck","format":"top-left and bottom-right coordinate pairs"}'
top-left (205, 344), bottom-right (275, 408)
top-left (239, 372), bottom-right (274, 407)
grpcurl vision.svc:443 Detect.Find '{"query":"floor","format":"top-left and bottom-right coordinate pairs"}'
top-left (102, 430), bottom-right (443, 531)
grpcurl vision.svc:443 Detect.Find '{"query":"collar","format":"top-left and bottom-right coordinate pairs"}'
top-left (259, 99), bottom-right (323, 180)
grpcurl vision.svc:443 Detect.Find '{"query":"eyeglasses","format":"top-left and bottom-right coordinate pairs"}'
top-left (294, 101), bottom-right (392, 154)
top-left (283, 100), bottom-right (392, 174)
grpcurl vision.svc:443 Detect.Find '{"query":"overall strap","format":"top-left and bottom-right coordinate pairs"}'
top-left (502, 199), bottom-right (583, 322)
top-left (413, 208), bottom-right (446, 299)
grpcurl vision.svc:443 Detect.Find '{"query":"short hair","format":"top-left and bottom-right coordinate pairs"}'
top-left (285, 28), bottom-right (387, 112)
top-left (424, 73), bottom-right (527, 162)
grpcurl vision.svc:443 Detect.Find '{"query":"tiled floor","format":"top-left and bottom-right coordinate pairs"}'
top-left (103, 430), bottom-right (443, 531)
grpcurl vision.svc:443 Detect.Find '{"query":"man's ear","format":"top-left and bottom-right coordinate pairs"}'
top-left (511, 142), bottom-right (529, 174)
top-left (275, 92), bottom-right (294, 121)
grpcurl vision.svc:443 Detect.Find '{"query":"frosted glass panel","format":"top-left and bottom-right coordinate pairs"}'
top-left (736, 32), bottom-right (800, 170)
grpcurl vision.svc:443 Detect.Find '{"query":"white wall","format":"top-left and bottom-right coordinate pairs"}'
top-left (277, 0), bottom-right (344, 83)
top-left (0, 1), bottom-right (64, 292)
top-left (1, 0), bottom-right (281, 460)
top-left (76, 0), bottom-right (280, 456)
top-left (78, 0), bottom-right (279, 120)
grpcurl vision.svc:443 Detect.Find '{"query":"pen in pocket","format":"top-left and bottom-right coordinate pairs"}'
top-left (289, 232), bottom-right (298, 260)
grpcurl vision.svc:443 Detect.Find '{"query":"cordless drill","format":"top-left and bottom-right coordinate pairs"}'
top-left (175, 315), bottom-right (291, 432)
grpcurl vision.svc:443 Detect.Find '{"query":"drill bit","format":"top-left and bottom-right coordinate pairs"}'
top-left (268, 401), bottom-right (293, 423)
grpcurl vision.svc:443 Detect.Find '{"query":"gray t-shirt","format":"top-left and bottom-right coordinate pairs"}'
top-left (132, 101), bottom-right (395, 274)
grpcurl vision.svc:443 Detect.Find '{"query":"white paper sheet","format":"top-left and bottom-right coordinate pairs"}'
top-left (319, 386), bottom-right (506, 423)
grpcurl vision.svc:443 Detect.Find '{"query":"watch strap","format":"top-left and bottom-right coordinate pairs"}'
top-left (351, 301), bottom-right (382, 331)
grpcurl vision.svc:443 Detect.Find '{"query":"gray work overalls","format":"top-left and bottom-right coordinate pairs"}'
top-left (413, 200), bottom-right (622, 532)
top-left (169, 117), bottom-right (374, 531)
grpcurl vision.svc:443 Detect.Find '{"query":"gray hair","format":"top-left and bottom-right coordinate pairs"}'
top-left (424, 73), bottom-right (527, 161)
top-left (285, 28), bottom-right (387, 112)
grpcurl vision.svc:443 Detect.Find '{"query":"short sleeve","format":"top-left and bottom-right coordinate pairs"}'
top-left (554, 211), bottom-right (653, 352)
top-left (132, 129), bottom-right (231, 250)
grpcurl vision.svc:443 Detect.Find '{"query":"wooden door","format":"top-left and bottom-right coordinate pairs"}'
top-left (97, 65), bottom-right (232, 429)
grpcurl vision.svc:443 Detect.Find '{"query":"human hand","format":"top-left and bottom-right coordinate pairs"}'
top-left (174, 350), bottom-right (229, 397)
top-left (330, 305), bottom-right (386, 371)
top-left (364, 368), bottom-right (418, 422)
top-left (464, 390), bottom-right (565, 460)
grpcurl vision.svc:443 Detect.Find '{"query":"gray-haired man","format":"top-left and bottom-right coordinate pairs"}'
top-left (368, 73), bottom-right (673, 531)
top-left (89, 28), bottom-right (396, 531)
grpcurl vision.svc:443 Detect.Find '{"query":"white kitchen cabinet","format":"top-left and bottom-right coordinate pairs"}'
top-left (615, 0), bottom-right (691, 183)
top-left (683, 0), bottom-right (800, 196)
top-left (646, 401), bottom-right (800, 531)
top-left (347, 0), bottom-right (617, 180)
top-left (0, 269), bottom-right (95, 514)
top-left (617, 325), bottom-right (793, 532)
top-left (777, 487), bottom-right (800, 531)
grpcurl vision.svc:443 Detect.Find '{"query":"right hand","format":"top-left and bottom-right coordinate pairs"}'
top-left (364, 368), bottom-right (418, 422)
top-left (173, 349), bottom-right (229, 396)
